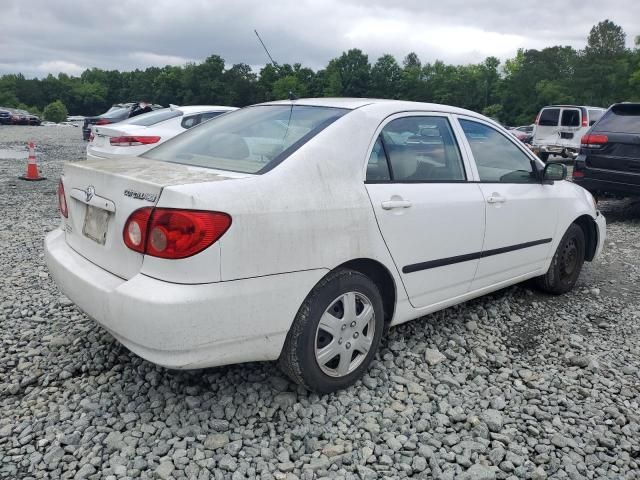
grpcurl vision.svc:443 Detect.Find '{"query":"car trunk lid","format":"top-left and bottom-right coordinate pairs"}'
top-left (62, 157), bottom-right (241, 279)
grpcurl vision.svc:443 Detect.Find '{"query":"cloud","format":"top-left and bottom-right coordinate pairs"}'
top-left (0, 0), bottom-right (638, 77)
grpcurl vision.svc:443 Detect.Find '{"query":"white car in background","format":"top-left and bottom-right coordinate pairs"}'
top-left (87, 105), bottom-right (237, 160)
top-left (46, 98), bottom-right (605, 393)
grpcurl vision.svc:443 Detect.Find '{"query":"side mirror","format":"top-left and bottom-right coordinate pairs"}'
top-left (543, 163), bottom-right (567, 183)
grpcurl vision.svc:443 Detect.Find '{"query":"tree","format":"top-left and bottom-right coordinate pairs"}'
top-left (585, 20), bottom-right (626, 56)
top-left (324, 49), bottom-right (370, 97)
top-left (369, 54), bottom-right (402, 98)
top-left (43, 100), bottom-right (68, 122)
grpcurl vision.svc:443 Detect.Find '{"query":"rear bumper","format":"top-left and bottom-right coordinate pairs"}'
top-left (44, 228), bottom-right (326, 369)
top-left (536, 144), bottom-right (579, 157)
top-left (573, 176), bottom-right (640, 197)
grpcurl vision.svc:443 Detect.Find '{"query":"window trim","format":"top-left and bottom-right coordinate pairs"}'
top-left (363, 112), bottom-right (470, 184)
top-left (454, 115), bottom-right (544, 184)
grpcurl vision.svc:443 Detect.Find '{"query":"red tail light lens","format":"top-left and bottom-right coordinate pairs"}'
top-left (123, 207), bottom-right (153, 253)
top-left (581, 116), bottom-right (588, 127)
top-left (110, 136), bottom-right (161, 146)
top-left (123, 208), bottom-right (231, 259)
top-left (580, 134), bottom-right (608, 148)
top-left (572, 170), bottom-right (585, 178)
top-left (95, 119), bottom-right (112, 125)
top-left (58, 180), bottom-right (68, 218)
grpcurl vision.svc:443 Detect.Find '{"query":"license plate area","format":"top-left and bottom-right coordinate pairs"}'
top-left (560, 132), bottom-right (574, 139)
top-left (82, 205), bottom-right (110, 245)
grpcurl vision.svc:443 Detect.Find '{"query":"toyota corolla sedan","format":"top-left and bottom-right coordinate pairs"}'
top-left (45, 98), bottom-right (605, 393)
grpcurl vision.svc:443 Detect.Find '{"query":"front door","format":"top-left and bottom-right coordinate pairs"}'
top-left (457, 117), bottom-right (559, 290)
top-left (365, 114), bottom-right (485, 309)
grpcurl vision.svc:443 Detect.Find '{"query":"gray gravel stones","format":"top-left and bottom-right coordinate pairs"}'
top-left (1, 127), bottom-right (640, 479)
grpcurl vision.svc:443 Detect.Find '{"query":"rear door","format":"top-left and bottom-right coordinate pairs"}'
top-left (365, 113), bottom-right (486, 309)
top-left (534, 108), bottom-right (560, 146)
top-left (456, 117), bottom-right (558, 289)
top-left (558, 107), bottom-right (582, 148)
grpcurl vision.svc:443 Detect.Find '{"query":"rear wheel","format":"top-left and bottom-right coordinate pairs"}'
top-left (279, 269), bottom-right (384, 393)
top-left (535, 223), bottom-right (585, 294)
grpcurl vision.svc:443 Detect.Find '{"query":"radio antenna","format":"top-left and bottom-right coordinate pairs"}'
top-left (254, 29), bottom-right (297, 101)
top-left (254, 29), bottom-right (278, 69)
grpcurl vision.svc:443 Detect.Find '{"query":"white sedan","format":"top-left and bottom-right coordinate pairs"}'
top-left (45, 98), bottom-right (606, 393)
top-left (86, 105), bottom-right (237, 160)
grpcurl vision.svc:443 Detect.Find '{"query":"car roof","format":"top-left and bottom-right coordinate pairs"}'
top-left (257, 97), bottom-right (485, 118)
top-left (174, 105), bottom-right (238, 114)
top-left (542, 105), bottom-right (605, 110)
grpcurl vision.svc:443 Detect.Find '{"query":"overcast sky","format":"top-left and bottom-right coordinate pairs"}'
top-left (1, 0), bottom-right (639, 78)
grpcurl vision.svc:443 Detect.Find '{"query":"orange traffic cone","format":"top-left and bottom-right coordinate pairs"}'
top-left (19, 142), bottom-right (46, 181)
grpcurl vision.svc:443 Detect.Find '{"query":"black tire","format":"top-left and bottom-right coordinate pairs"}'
top-left (539, 152), bottom-right (549, 162)
top-left (535, 223), bottom-right (585, 295)
top-left (279, 269), bottom-right (384, 394)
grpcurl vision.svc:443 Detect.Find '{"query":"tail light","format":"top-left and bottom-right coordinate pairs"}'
top-left (572, 169), bottom-right (584, 178)
top-left (581, 116), bottom-right (588, 127)
top-left (95, 119), bottom-right (112, 125)
top-left (58, 180), bottom-right (68, 218)
top-left (123, 208), bottom-right (231, 259)
top-left (110, 136), bottom-right (161, 146)
top-left (580, 134), bottom-right (608, 148)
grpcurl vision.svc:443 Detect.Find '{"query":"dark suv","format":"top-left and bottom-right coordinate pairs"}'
top-left (573, 103), bottom-right (640, 197)
top-left (0, 109), bottom-right (11, 125)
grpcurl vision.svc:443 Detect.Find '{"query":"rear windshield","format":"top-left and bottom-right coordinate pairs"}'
top-left (594, 104), bottom-right (640, 134)
top-left (538, 108), bottom-right (559, 126)
top-left (143, 105), bottom-right (348, 174)
top-left (119, 108), bottom-right (182, 126)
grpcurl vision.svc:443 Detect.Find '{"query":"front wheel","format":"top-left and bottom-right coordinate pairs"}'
top-left (279, 269), bottom-right (384, 393)
top-left (535, 223), bottom-right (585, 294)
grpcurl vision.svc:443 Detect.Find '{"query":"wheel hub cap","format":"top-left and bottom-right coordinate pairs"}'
top-left (314, 291), bottom-right (375, 378)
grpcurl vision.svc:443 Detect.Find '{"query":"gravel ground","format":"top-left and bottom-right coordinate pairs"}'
top-left (1, 125), bottom-right (639, 480)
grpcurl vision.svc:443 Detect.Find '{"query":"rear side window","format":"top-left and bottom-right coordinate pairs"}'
top-left (367, 116), bottom-right (465, 182)
top-left (181, 114), bottom-right (201, 129)
top-left (588, 109), bottom-right (604, 126)
top-left (538, 108), bottom-right (560, 126)
top-left (595, 104), bottom-right (640, 134)
top-left (560, 109), bottom-right (580, 127)
top-left (120, 109), bottom-right (182, 126)
top-left (143, 105), bottom-right (348, 174)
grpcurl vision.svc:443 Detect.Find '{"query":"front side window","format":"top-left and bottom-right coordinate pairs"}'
top-left (538, 108), bottom-right (560, 127)
top-left (561, 109), bottom-right (580, 127)
top-left (143, 105), bottom-right (348, 174)
top-left (366, 116), bottom-right (465, 182)
top-left (459, 119), bottom-right (538, 183)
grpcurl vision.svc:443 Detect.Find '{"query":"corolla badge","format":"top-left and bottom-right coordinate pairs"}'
top-left (124, 189), bottom-right (158, 202)
top-left (84, 185), bottom-right (95, 202)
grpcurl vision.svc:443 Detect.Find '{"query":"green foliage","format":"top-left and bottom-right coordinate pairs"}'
top-left (0, 20), bottom-right (638, 125)
top-left (43, 100), bottom-right (68, 123)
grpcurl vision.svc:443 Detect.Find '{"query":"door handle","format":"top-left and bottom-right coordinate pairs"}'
top-left (486, 194), bottom-right (506, 204)
top-left (381, 199), bottom-right (412, 210)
